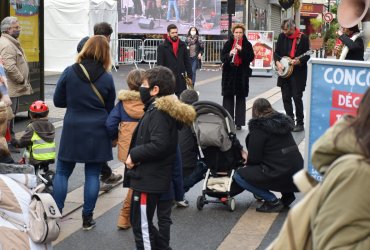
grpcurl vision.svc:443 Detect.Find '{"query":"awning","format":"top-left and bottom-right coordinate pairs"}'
top-left (301, 13), bottom-right (319, 18)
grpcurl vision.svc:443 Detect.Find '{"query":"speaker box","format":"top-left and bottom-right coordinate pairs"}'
top-left (138, 18), bottom-right (154, 29)
top-left (227, 0), bottom-right (235, 15)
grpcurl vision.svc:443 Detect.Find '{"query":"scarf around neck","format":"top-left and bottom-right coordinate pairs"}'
top-left (167, 37), bottom-right (180, 57)
top-left (232, 36), bottom-right (243, 66)
top-left (286, 28), bottom-right (301, 58)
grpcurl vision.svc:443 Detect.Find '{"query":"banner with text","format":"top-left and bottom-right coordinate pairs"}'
top-left (305, 59), bottom-right (370, 180)
top-left (247, 30), bottom-right (274, 69)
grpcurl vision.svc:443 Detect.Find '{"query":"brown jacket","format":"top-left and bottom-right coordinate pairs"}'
top-left (0, 34), bottom-right (32, 97)
top-left (111, 90), bottom-right (144, 162)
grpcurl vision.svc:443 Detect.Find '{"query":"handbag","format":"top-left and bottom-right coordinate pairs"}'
top-left (79, 64), bottom-right (105, 105)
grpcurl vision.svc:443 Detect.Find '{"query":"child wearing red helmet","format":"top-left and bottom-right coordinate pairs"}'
top-left (11, 100), bottom-right (56, 166)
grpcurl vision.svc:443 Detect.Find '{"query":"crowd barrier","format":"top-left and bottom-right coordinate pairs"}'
top-left (117, 38), bottom-right (226, 65)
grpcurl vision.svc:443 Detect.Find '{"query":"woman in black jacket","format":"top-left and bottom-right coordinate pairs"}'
top-left (232, 98), bottom-right (303, 213)
top-left (221, 23), bottom-right (254, 130)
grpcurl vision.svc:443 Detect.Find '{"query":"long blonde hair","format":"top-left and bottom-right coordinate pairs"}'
top-left (76, 35), bottom-right (111, 71)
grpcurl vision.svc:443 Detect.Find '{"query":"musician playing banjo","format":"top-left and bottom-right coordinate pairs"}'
top-left (274, 18), bottom-right (310, 132)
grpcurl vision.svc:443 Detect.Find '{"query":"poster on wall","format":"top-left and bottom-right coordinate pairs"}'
top-left (305, 59), bottom-right (370, 180)
top-left (118, 0), bottom-right (221, 35)
top-left (247, 30), bottom-right (274, 69)
top-left (9, 0), bottom-right (39, 62)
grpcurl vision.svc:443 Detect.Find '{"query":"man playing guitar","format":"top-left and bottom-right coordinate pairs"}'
top-left (274, 18), bottom-right (310, 132)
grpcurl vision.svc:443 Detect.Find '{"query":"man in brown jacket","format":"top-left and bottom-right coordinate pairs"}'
top-left (0, 16), bottom-right (32, 151)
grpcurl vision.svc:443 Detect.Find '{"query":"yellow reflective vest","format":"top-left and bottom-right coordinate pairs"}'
top-left (31, 131), bottom-right (56, 161)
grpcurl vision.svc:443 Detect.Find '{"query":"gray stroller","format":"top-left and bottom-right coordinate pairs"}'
top-left (192, 101), bottom-right (244, 212)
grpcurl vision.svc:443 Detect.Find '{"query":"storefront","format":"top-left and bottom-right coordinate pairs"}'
top-left (0, 0), bottom-right (44, 112)
top-left (300, 3), bottom-right (325, 35)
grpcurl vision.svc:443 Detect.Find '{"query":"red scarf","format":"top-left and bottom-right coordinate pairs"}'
top-left (167, 37), bottom-right (179, 57)
top-left (286, 28), bottom-right (301, 58)
top-left (232, 37), bottom-right (243, 66)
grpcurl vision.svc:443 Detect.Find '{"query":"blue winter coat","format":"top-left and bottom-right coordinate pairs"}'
top-left (53, 60), bottom-right (116, 163)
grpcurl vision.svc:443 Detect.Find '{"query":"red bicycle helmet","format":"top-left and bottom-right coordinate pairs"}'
top-left (29, 100), bottom-right (49, 117)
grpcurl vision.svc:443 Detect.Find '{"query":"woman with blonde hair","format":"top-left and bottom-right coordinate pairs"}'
top-left (53, 35), bottom-right (116, 230)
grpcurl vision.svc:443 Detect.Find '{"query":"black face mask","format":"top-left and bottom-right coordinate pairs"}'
top-left (139, 86), bottom-right (152, 104)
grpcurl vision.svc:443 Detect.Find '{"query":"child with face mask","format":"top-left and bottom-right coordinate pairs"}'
top-left (105, 69), bottom-right (145, 230)
top-left (125, 66), bottom-right (196, 250)
top-left (186, 27), bottom-right (204, 86)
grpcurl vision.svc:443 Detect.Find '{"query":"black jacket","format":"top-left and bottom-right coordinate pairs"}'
top-left (237, 112), bottom-right (303, 192)
top-left (274, 32), bottom-right (310, 92)
top-left (157, 39), bottom-right (192, 95)
top-left (126, 96), bottom-right (196, 194)
top-left (221, 35), bottom-right (254, 97)
top-left (339, 34), bottom-right (364, 61)
top-left (178, 125), bottom-right (198, 177)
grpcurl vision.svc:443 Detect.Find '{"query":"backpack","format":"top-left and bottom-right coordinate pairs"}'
top-left (28, 192), bottom-right (62, 243)
top-left (0, 185), bottom-right (62, 244)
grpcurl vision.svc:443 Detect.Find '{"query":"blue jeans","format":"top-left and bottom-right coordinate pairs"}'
top-left (183, 160), bottom-right (207, 192)
top-left (53, 159), bottom-right (103, 215)
top-left (190, 56), bottom-right (198, 85)
top-left (233, 171), bottom-right (277, 201)
top-left (167, 0), bottom-right (179, 21)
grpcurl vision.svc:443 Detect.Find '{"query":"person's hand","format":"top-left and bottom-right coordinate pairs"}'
top-left (240, 149), bottom-right (248, 164)
top-left (276, 61), bottom-right (284, 73)
top-left (337, 29), bottom-right (343, 36)
top-left (292, 59), bottom-right (300, 66)
top-left (197, 53), bottom-right (202, 60)
top-left (125, 154), bottom-right (135, 169)
top-left (229, 48), bottom-right (237, 57)
top-left (235, 43), bottom-right (242, 51)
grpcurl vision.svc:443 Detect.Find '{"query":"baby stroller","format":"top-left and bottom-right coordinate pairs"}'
top-left (192, 101), bottom-right (244, 212)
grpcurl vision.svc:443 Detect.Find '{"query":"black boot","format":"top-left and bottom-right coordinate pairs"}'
top-left (82, 213), bottom-right (96, 231)
top-left (281, 192), bottom-right (296, 207)
top-left (256, 199), bottom-right (284, 213)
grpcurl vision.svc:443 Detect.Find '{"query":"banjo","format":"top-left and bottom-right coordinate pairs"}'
top-left (274, 50), bottom-right (314, 78)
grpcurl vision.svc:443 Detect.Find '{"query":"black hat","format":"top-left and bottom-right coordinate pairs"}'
top-left (180, 89), bottom-right (199, 104)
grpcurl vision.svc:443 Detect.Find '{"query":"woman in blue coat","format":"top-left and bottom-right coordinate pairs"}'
top-left (53, 35), bottom-right (116, 230)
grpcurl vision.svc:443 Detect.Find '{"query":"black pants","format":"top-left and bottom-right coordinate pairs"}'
top-left (131, 191), bottom-right (169, 250)
top-left (281, 79), bottom-right (304, 125)
top-left (100, 162), bottom-right (112, 180)
top-left (157, 199), bottom-right (173, 246)
top-left (222, 95), bottom-right (246, 126)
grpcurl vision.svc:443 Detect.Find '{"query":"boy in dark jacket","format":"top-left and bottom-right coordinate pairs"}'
top-left (11, 100), bottom-right (55, 166)
top-left (125, 66), bottom-right (196, 250)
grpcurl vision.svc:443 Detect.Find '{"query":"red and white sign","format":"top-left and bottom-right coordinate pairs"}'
top-left (324, 12), bottom-right (334, 23)
top-left (247, 30), bottom-right (274, 69)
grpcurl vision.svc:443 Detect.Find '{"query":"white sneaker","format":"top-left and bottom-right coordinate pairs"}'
top-left (176, 199), bottom-right (189, 208)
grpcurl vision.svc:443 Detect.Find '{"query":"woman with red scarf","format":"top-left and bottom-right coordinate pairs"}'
top-left (274, 18), bottom-right (310, 132)
top-left (221, 23), bottom-right (254, 130)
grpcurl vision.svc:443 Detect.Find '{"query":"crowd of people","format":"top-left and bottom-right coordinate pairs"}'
top-left (0, 14), bottom-right (369, 250)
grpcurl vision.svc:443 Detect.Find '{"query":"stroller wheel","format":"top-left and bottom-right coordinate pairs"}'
top-left (196, 196), bottom-right (205, 210)
top-left (227, 197), bottom-right (236, 212)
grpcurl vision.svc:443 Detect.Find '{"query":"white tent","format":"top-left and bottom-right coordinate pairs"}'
top-left (44, 0), bottom-right (118, 72)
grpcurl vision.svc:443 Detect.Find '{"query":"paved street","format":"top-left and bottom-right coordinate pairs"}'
top-left (13, 64), bottom-right (306, 250)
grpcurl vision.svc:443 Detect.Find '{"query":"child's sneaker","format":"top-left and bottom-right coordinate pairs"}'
top-left (176, 199), bottom-right (189, 208)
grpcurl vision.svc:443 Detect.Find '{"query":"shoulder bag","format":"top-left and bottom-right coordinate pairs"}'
top-left (79, 63), bottom-right (105, 105)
